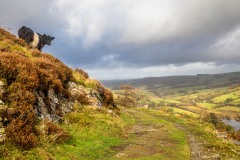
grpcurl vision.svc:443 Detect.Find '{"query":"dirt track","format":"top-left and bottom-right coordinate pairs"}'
top-left (112, 109), bottom-right (221, 160)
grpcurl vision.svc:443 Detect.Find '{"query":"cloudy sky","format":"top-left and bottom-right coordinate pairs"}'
top-left (1, 0), bottom-right (240, 80)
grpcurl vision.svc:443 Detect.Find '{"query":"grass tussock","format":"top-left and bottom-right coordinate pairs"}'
top-left (43, 121), bottom-right (70, 144)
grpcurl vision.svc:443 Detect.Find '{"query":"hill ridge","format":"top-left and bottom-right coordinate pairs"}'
top-left (102, 71), bottom-right (240, 93)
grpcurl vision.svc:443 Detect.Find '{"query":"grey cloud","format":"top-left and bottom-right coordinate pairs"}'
top-left (1, 0), bottom-right (240, 79)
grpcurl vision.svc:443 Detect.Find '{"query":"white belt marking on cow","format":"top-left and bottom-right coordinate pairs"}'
top-left (29, 32), bottom-right (39, 48)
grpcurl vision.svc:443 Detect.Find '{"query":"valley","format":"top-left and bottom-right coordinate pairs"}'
top-left (102, 73), bottom-right (240, 120)
top-left (102, 74), bottom-right (240, 159)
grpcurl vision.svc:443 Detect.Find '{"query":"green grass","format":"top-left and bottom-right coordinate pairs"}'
top-left (145, 108), bottom-right (240, 159)
top-left (114, 108), bottom-right (191, 160)
top-left (142, 109), bottom-right (190, 160)
top-left (120, 109), bottom-right (136, 126)
top-left (157, 98), bottom-right (182, 104)
top-left (230, 99), bottom-right (240, 105)
top-left (168, 128), bottom-right (190, 160)
top-left (50, 109), bottom-right (124, 160)
top-left (166, 107), bottom-right (199, 118)
top-left (49, 126), bottom-right (121, 160)
top-left (178, 105), bottom-right (203, 114)
top-left (212, 93), bottom-right (239, 103)
top-left (215, 106), bottom-right (240, 112)
top-left (0, 108), bottom-right (125, 160)
top-left (197, 102), bottom-right (216, 109)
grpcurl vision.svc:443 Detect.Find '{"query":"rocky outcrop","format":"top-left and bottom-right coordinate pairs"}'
top-left (31, 81), bottom-right (114, 122)
top-left (34, 89), bottom-right (73, 122)
top-left (0, 79), bottom-right (118, 143)
top-left (68, 82), bottom-right (103, 108)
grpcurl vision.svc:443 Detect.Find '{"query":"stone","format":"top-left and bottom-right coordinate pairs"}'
top-left (67, 81), bottom-right (77, 88)
top-left (68, 82), bottom-right (103, 109)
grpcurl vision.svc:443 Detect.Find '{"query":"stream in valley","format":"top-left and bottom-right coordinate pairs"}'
top-left (222, 119), bottom-right (240, 131)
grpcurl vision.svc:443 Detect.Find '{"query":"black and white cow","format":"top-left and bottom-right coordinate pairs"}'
top-left (18, 26), bottom-right (54, 51)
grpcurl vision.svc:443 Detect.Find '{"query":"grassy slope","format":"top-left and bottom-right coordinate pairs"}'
top-left (1, 108), bottom-right (124, 160)
top-left (0, 28), bottom-right (119, 159)
top-left (49, 109), bottom-right (124, 160)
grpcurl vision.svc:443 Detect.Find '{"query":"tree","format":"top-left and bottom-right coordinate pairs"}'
top-left (224, 98), bottom-right (233, 104)
top-left (117, 84), bottom-right (137, 108)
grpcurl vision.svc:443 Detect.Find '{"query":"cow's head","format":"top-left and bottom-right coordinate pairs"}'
top-left (43, 34), bottom-right (55, 45)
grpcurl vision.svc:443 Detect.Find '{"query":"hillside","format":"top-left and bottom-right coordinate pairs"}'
top-left (102, 72), bottom-right (240, 95)
top-left (0, 28), bottom-right (119, 157)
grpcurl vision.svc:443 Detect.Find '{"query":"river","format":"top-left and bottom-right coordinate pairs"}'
top-left (222, 119), bottom-right (240, 131)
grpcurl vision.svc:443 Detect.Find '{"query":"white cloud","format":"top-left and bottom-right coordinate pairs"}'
top-left (54, 0), bottom-right (110, 48)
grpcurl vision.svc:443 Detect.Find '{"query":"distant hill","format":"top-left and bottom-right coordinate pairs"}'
top-left (101, 72), bottom-right (240, 95)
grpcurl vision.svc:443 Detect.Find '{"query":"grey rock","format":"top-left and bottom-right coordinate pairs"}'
top-left (68, 82), bottom-right (103, 108)
top-left (34, 88), bottom-right (74, 122)
top-left (16, 81), bottom-right (107, 122)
